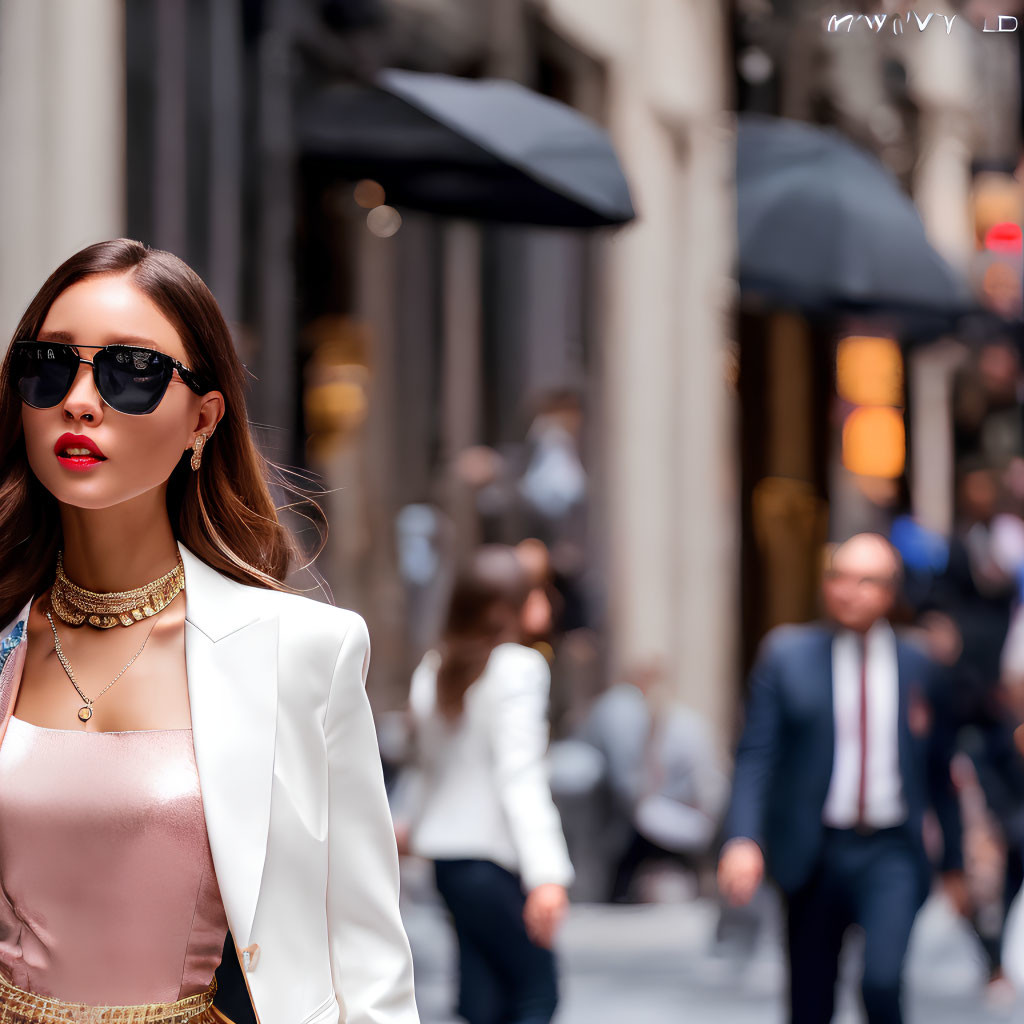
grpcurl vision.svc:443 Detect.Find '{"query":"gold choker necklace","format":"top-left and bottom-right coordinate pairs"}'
top-left (50, 551), bottom-right (186, 629)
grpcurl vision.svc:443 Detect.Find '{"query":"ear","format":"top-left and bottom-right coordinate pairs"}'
top-left (188, 390), bottom-right (225, 444)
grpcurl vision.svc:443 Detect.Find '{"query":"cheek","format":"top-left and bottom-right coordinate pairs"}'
top-left (108, 396), bottom-right (197, 495)
top-left (21, 407), bottom-right (59, 481)
top-left (114, 415), bottom-right (191, 477)
top-left (21, 401), bottom-right (194, 510)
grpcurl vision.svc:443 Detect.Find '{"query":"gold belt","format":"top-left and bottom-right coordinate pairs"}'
top-left (0, 973), bottom-right (219, 1024)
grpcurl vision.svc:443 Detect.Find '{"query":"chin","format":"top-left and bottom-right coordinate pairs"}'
top-left (50, 488), bottom-right (133, 511)
top-left (38, 474), bottom-right (166, 512)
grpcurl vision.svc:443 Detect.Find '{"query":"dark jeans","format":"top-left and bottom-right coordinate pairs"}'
top-left (963, 717), bottom-right (1024, 974)
top-left (433, 859), bottom-right (559, 1024)
top-left (786, 828), bottom-right (924, 1024)
top-left (610, 829), bottom-right (696, 903)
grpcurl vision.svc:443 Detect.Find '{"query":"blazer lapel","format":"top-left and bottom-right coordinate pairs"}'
top-left (178, 542), bottom-right (279, 950)
top-left (894, 640), bottom-right (915, 796)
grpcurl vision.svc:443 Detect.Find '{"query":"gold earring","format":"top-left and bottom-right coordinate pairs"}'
top-left (190, 433), bottom-right (208, 472)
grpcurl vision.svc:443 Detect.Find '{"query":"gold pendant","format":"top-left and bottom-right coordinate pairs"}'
top-left (78, 706), bottom-right (93, 722)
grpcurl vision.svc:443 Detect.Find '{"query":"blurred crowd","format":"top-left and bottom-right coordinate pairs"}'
top-left (716, 335), bottom-right (1024, 1020)
top-left (379, 333), bottom-right (1024, 1024)
top-left (887, 336), bottom-right (1024, 998)
top-left (377, 385), bottom-right (734, 1023)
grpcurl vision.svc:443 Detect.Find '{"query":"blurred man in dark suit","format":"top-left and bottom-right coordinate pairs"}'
top-left (718, 533), bottom-right (965, 1024)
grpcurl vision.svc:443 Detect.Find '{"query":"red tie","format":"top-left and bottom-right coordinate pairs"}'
top-left (857, 633), bottom-right (868, 826)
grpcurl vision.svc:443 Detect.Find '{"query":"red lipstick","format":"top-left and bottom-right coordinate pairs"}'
top-left (54, 432), bottom-right (107, 472)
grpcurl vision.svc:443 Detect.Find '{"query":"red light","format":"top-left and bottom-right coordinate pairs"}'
top-left (984, 222), bottom-right (1023, 254)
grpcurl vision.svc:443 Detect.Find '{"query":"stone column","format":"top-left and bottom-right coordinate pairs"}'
top-left (590, 0), bottom-right (738, 742)
top-left (440, 221), bottom-right (485, 563)
top-left (0, 0), bottom-right (124, 341)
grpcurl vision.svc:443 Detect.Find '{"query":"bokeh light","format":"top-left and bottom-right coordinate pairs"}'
top-left (354, 179), bottom-right (387, 209)
top-left (367, 205), bottom-right (403, 237)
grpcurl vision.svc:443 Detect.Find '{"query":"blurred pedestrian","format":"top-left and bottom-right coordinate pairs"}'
top-left (514, 538), bottom-right (563, 657)
top-left (939, 465), bottom-right (1023, 725)
top-left (397, 546), bottom-right (574, 1024)
top-left (913, 464), bottom-right (1024, 999)
top-left (718, 533), bottom-right (964, 1024)
top-left (963, 608), bottom-right (1024, 1001)
top-left (575, 659), bottom-right (728, 902)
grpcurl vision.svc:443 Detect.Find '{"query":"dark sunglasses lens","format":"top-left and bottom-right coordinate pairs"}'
top-left (11, 343), bottom-right (79, 408)
top-left (93, 347), bottom-right (173, 414)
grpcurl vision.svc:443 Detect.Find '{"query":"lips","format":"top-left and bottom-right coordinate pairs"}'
top-left (54, 432), bottom-right (106, 471)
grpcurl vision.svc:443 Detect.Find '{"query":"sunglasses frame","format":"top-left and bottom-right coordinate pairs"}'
top-left (10, 340), bottom-right (211, 415)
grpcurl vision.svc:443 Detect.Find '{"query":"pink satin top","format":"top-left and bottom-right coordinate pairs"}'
top-left (0, 717), bottom-right (229, 1005)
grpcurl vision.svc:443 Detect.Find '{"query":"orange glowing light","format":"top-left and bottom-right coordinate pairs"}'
top-left (354, 180), bottom-right (387, 209)
top-left (836, 335), bottom-right (903, 408)
top-left (842, 407), bottom-right (906, 479)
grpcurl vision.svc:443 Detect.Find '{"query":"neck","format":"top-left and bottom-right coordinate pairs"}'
top-left (58, 487), bottom-right (179, 593)
top-left (842, 617), bottom-right (885, 635)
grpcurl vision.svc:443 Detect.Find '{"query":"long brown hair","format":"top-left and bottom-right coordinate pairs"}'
top-left (0, 238), bottom-right (314, 626)
top-left (436, 546), bottom-right (530, 717)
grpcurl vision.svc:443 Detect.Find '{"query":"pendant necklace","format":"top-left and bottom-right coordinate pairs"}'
top-left (45, 611), bottom-right (157, 723)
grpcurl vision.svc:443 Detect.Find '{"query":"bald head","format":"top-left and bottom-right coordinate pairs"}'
top-left (822, 533), bottom-right (901, 632)
top-left (830, 534), bottom-right (901, 580)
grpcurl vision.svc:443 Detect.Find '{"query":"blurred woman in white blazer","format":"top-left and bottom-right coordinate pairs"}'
top-left (399, 546), bottom-right (574, 1024)
top-left (0, 240), bottom-right (418, 1024)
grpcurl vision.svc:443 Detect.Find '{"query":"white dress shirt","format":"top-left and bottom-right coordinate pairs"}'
top-left (822, 620), bottom-right (906, 830)
top-left (405, 643), bottom-right (575, 891)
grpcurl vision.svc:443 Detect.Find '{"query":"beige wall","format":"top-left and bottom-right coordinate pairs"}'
top-left (539, 0), bottom-right (738, 743)
top-left (0, 0), bottom-right (124, 342)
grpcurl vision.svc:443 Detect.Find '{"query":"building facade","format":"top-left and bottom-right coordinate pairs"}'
top-left (0, 0), bottom-right (740, 744)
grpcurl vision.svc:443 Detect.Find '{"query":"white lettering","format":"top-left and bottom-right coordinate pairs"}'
top-left (856, 13), bottom-right (888, 31)
top-left (827, 13), bottom-right (855, 32)
top-left (1001, 15), bottom-right (1018, 30)
top-left (825, 11), bottom-right (970, 36)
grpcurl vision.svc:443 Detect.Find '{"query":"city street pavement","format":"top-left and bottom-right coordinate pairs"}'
top-left (401, 865), bottom-right (1024, 1024)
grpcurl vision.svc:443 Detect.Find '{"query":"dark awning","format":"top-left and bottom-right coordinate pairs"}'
top-left (298, 69), bottom-right (637, 229)
top-left (738, 114), bottom-right (975, 319)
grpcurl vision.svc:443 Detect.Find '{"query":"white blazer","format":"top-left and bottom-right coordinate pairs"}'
top-left (404, 643), bottom-right (574, 891)
top-left (0, 541), bottom-right (419, 1024)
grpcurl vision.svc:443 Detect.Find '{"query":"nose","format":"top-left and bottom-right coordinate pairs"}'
top-left (61, 360), bottom-right (104, 424)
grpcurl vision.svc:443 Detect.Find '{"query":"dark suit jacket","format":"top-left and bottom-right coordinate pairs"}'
top-left (723, 621), bottom-right (963, 897)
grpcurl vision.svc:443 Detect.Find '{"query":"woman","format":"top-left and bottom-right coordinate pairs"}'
top-left (399, 546), bottom-right (573, 1024)
top-left (0, 240), bottom-right (418, 1024)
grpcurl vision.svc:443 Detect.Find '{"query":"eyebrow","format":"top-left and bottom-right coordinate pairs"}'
top-left (36, 329), bottom-right (171, 355)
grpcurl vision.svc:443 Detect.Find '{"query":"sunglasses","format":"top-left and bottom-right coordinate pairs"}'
top-left (10, 341), bottom-right (210, 416)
